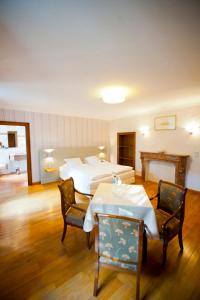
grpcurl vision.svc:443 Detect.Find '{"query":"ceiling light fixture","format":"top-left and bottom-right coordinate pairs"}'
top-left (101, 87), bottom-right (128, 104)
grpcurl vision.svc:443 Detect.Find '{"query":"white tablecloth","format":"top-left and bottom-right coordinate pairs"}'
top-left (83, 183), bottom-right (159, 239)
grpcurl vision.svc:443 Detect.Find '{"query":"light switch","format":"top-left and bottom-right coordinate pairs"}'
top-left (194, 152), bottom-right (199, 158)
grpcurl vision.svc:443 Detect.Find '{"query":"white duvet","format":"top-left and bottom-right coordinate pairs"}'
top-left (59, 164), bottom-right (111, 193)
top-left (86, 161), bottom-right (132, 174)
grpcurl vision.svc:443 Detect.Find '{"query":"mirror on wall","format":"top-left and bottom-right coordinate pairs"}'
top-left (7, 131), bottom-right (18, 148)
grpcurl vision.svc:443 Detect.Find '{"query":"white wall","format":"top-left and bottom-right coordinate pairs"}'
top-left (110, 105), bottom-right (200, 191)
top-left (0, 109), bottom-right (109, 183)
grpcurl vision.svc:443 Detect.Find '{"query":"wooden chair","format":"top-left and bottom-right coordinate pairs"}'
top-left (58, 177), bottom-right (93, 249)
top-left (150, 180), bottom-right (187, 265)
top-left (93, 213), bottom-right (144, 300)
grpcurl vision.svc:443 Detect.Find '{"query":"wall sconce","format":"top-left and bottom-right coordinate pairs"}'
top-left (140, 126), bottom-right (150, 136)
top-left (185, 123), bottom-right (200, 135)
top-left (45, 148), bottom-right (55, 155)
top-left (98, 145), bottom-right (105, 151)
top-left (44, 149), bottom-right (55, 168)
top-left (98, 145), bottom-right (105, 161)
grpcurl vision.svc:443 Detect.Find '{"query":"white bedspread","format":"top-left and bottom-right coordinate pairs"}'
top-left (59, 164), bottom-right (111, 193)
top-left (86, 161), bottom-right (132, 174)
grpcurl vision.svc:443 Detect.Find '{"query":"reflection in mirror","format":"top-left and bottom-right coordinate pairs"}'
top-left (8, 131), bottom-right (17, 148)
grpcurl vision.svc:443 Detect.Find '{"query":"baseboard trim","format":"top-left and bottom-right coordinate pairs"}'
top-left (31, 181), bottom-right (41, 185)
top-left (135, 175), bottom-right (200, 194)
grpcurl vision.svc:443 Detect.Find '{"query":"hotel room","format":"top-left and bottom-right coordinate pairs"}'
top-left (0, 1), bottom-right (200, 299)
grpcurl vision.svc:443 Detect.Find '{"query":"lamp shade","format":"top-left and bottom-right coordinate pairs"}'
top-left (99, 152), bottom-right (105, 161)
top-left (98, 145), bottom-right (105, 150)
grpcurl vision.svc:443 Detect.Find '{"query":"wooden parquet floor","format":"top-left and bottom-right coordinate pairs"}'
top-left (0, 176), bottom-right (200, 300)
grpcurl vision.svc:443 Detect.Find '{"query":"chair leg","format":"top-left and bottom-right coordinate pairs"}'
top-left (178, 229), bottom-right (183, 252)
top-left (93, 260), bottom-right (100, 297)
top-left (162, 240), bottom-right (168, 266)
top-left (61, 222), bottom-right (67, 242)
top-left (86, 232), bottom-right (90, 249)
top-left (142, 230), bottom-right (147, 263)
top-left (135, 272), bottom-right (140, 300)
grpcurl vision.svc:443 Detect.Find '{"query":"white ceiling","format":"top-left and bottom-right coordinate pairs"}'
top-left (0, 0), bottom-right (200, 120)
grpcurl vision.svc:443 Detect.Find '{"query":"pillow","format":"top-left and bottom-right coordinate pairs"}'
top-left (84, 156), bottom-right (99, 164)
top-left (64, 157), bottom-right (83, 167)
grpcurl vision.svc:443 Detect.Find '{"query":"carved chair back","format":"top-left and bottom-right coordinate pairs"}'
top-left (58, 177), bottom-right (76, 218)
top-left (157, 180), bottom-right (187, 223)
top-left (95, 213), bottom-right (144, 269)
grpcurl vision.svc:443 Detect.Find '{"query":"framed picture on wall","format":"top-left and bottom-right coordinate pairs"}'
top-left (154, 115), bottom-right (176, 130)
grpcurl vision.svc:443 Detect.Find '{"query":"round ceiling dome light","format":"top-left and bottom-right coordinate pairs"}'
top-left (101, 86), bottom-right (128, 104)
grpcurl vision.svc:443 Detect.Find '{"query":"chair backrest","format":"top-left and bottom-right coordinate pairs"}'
top-left (94, 213), bottom-right (144, 267)
top-left (58, 177), bottom-right (76, 217)
top-left (158, 180), bottom-right (187, 220)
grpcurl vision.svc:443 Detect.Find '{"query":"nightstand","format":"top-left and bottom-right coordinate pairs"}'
top-left (45, 167), bottom-right (57, 173)
top-left (41, 167), bottom-right (59, 183)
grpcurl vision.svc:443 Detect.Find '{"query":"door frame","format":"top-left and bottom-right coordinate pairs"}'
top-left (0, 120), bottom-right (32, 185)
top-left (117, 131), bottom-right (136, 169)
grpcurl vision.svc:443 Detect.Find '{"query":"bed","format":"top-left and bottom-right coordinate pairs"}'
top-left (84, 155), bottom-right (132, 174)
top-left (59, 156), bottom-right (135, 194)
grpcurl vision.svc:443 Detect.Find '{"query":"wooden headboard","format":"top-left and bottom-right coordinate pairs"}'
top-left (39, 146), bottom-right (107, 184)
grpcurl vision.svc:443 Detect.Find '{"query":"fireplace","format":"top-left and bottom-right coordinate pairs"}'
top-left (140, 152), bottom-right (189, 187)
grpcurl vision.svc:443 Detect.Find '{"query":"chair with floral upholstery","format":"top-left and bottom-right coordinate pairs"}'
top-left (150, 180), bottom-right (187, 265)
top-left (93, 213), bottom-right (144, 300)
top-left (58, 177), bottom-right (93, 248)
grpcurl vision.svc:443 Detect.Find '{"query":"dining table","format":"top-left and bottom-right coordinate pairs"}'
top-left (83, 182), bottom-right (159, 240)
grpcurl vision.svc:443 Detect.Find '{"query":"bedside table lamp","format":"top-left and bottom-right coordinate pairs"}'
top-left (98, 145), bottom-right (105, 162)
top-left (44, 149), bottom-right (56, 172)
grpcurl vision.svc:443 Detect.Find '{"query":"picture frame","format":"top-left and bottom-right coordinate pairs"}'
top-left (154, 115), bottom-right (176, 130)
